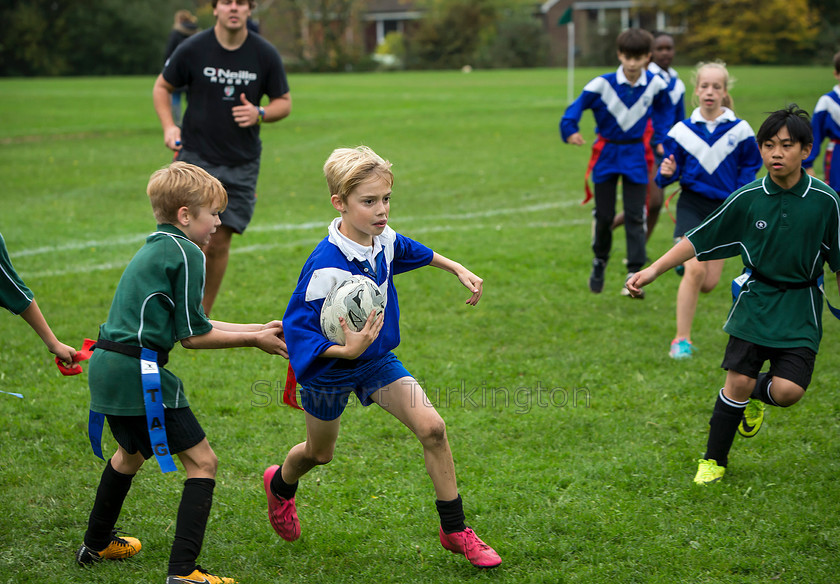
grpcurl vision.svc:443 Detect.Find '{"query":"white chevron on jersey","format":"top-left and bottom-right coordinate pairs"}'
top-left (670, 79), bottom-right (686, 106)
top-left (814, 90), bottom-right (840, 127)
top-left (668, 120), bottom-right (755, 176)
top-left (583, 76), bottom-right (667, 132)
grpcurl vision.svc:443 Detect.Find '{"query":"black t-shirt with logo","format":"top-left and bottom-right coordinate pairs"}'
top-left (163, 29), bottom-right (289, 166)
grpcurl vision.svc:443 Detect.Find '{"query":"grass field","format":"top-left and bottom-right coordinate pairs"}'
top-left (2, 67), bottom-right (840, 584)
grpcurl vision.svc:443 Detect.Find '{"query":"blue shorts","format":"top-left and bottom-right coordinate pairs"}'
top-left (300, 352), bottom-right (412, 421)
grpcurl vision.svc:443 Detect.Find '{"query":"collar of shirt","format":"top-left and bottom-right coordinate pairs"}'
top-left (762, 170), bottom-right (812, 197)
top-left (647, 62), bottom-right (677, 84)
top-left (689, 107), bottom-right (736, 131)
top-left (616, 66), bottom-right (647, 88)
top-left (152, 223), bottom-right (193, 242)
top-left (328, 217), bottom-right (383, 269)
top-left (833, 85), bottom-right (840, 99)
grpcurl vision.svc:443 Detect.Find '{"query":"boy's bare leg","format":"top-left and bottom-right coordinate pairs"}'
top-left (372, 376), bottom-right (458, 501)
top-left (281, 413), bottom-right (342, 484)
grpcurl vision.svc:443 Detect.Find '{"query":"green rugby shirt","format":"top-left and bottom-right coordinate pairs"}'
top-left (89, 224), bottom-right (213, 415)
top-left (686, 172), bottom-right (840, 352)
top-left (0, 233), bottom-right (34, 315)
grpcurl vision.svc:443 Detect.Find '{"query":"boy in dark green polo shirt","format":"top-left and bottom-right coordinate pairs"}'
top-left (1, 232), bottom-right (77, 369)
top-left (626, 105), bottom-right (840, 485)
top-left (76, 162), bottom-right (288, 584)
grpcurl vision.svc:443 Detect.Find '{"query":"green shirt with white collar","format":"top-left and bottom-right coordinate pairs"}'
top-left (686, 171), bottom-right (840, 352)
top-left (88, 224), bottom-right (213, 415)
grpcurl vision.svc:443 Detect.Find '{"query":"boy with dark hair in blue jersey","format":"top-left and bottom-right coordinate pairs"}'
top-left (627, 105), bottom-right (840, 485)
top-left (561, 27), bottom-right (670, 297)
top-left (262, 146), bottom-right (501, 569)
top-left (803, 50), bottom-right (840, 187)
top-left (75, 162), bottom-right (288, 584)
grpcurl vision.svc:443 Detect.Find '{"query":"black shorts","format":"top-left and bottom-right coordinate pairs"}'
top-left (176, 149), bottom-right (260, 234)
top-left (674, 188), bottom-right (724, 239)
top-left (721, 336), bottom-right (817, 389)
top-left (106, 407), bottom-right (206, 460)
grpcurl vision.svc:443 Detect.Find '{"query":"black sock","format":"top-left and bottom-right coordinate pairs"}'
top-left (168, 478), bottom-right (215, 577)
top-left (750, 372), bottom-right (779, 406)
top-left (704, 389), bottom-right (748, 467)
top-left (436, 494), bottom-right (466, 534)
top-left (84, 459), bottom-right (135, 551)
top-left (270, 465), bottom-right (298, 501)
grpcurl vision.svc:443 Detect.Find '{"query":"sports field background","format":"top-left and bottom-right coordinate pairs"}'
top-left (1, 67), bottom-right (840, 583)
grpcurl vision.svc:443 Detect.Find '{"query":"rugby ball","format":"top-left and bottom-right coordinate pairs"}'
top-left (320, 275), bottom-right (385, 345)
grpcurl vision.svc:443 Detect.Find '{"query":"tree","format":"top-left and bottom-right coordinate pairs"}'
top-left (406, 0), bottom-right (497, 69)
top-left (273, 0), bottom-right (364, 71)
top-left (1, 0), bottom-right (184, 76)
top-left (653, 0), bottom-right (820, 65)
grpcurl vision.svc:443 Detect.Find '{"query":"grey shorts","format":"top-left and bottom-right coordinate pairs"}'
top-left (176, 149), bottom-right (260, 234)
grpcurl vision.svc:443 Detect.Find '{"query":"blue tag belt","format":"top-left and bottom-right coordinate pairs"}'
top-left (88, 347), bottom-right (177, 473)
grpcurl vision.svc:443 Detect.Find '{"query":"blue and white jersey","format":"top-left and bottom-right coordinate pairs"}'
top-left (283, 218), bottom-right (434, 385)
top-left (656, 108), bottom-right (762, 201)
top-left (648, 62), bottom-right (685, 129)
top-left (804, 86), bottom-right (840, 186)
top-left (560, 67), bottom-right (670, 183)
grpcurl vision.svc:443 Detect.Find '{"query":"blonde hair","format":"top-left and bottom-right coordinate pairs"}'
top-left (323, 146), bottom-right (394, 201)
top-left (691, 60), bottom-right (735, 112)
top-left (147, 161), bottom-right (228, 224)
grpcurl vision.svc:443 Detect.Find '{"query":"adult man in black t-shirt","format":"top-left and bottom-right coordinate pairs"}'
top-left (153, 0), bottom-right (292, 315)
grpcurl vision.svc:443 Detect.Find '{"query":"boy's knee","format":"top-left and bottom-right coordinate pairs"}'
top-left (416, 417), bottom-right (447, 448)
top-left (770, 379), bottom-right (805, 407)
top-left (196, 451), bottom-right (219, 477)
top-left (305, 445), bottom-right (335, 466)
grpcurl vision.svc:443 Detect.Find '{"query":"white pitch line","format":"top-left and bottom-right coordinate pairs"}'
top-left (16, 201), bottom-right (588, 279)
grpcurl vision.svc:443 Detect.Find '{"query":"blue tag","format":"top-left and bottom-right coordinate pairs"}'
top-left (88, 410), bottom-right (106, 461)
top-left (141, 348), bottom-right (177, 473)
top-left (731, 270), bottom-right (751, 301)
top-left (817, 275), bottom-right (840, 320)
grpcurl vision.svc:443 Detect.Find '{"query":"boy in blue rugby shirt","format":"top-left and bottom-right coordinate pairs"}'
top-left (803, 51), bottom-right (840, 187)
top-left (263, 146), bottom-right (501, 569)
top-left (561, 28), bottom-right (670, 297)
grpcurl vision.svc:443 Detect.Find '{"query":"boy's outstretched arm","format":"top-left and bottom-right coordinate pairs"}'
top-left (180, 322), bottom-right (288, 357)
top-left (429, 253), bottom-right (483, 306)
top-left (19, 299), bottom-right (76, 364)
top-left (626, 238), bottom-right (696, 297)
top-left (208, 319), bottom-right (283, 333)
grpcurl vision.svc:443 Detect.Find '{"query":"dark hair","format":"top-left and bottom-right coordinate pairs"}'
top-left (756, 104), bottom-right (813, 146)
top-left (834, 51), bottom-right (840, 73)
top-left (616, 28), bottom-right (654, 58)
top-left (212, 0), bottom-right (256, 8)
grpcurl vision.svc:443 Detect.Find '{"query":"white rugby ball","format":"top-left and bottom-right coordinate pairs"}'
top-left (320, 275), bottom-right (385, 345)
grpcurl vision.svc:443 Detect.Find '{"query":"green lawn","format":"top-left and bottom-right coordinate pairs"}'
top-left (1, 67), bottom-right (840, 583)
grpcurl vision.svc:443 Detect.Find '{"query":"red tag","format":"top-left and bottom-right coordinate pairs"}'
top-left (56, 338), bottom-right (96, 376)
top-left (282, 363), bottom-right (303, 410)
